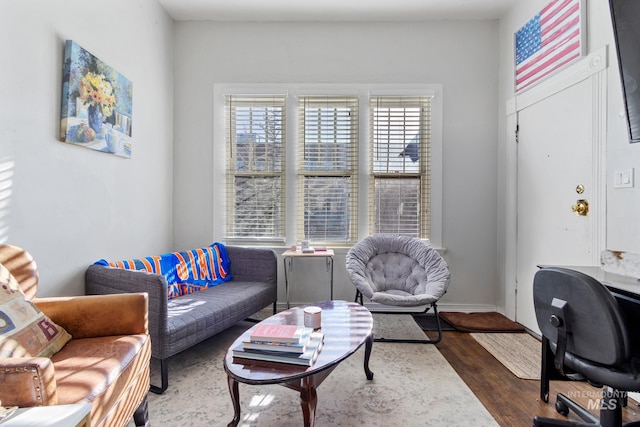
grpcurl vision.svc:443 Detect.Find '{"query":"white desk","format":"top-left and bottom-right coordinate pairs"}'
top-left (1, 403), bottom-right (91, 427)
top-left (543, 265), bottom-right (640, 298)
top-left (282, 250), bottom-right (334, 308)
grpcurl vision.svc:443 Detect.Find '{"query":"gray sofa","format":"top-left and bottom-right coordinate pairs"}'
top-left (85, 246), bottom-right (277, 394)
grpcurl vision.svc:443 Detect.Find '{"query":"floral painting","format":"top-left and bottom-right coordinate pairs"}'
top-left (60, 40), bottom-right (132, 158)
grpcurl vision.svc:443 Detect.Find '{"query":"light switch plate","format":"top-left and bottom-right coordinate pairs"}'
top-left (614, 168), bottom-right (634, 189)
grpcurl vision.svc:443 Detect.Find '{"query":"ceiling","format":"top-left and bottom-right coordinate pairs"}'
top-left (158, 0), bottom-right (519, 22)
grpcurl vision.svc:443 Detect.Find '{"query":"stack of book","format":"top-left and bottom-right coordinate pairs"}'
top-left (232, 324), bottom-right (324, 366)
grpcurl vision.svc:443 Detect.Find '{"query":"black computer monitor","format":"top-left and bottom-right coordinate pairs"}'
top-left (609, 0), bottom-right (640, 143)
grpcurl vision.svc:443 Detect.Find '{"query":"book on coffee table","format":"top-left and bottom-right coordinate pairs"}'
top-left (233, 331), bottom-right (324, 366)
top-left (243, 328), bottom-right (313, 354)
top-left (249, 324), bottom-right (312, 344)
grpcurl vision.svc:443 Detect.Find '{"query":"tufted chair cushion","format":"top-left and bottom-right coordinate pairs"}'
top-left (346, 234), bottom-right (449, 307)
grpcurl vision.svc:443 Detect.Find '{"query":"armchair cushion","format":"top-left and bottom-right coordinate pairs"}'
top-left (367, 252), bottom-right (428, 294)
top-left (51, 334), bottom-right (150, 423)
top-left (93, 242), bottom-right (232, 299)
top-left (0, 266), bottom-right (71, 358)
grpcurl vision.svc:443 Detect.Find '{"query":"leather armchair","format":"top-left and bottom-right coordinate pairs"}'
top-left (0, 245), bottom-right (151, 427)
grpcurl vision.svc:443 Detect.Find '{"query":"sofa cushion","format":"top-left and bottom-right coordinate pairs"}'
top-left (159, 280), bottom-right (276, 359)
top-left (0, 265), bottom-right (72, 358)
top-left (94, 242), bottom-right (232, 299)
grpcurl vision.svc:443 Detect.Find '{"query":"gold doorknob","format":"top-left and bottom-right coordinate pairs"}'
top-left (571, 199), bottom-right (589, 216)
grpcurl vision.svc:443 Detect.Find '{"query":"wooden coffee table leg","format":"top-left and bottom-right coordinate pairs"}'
top-left (300, 377), bottom-right (318, 427)
top-left (227, 375), bottom-right (241, 427)
top-left (364, 334), bottom-right (374, 380)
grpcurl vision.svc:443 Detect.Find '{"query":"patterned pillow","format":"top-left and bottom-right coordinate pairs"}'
top-left (0, 265), bottom-right (72, 358)
top-left (94, 242), bottom-right (232, 299)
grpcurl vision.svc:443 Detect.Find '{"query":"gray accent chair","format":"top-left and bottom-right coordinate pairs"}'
top-left (346, 234), bottom-right (450, 343)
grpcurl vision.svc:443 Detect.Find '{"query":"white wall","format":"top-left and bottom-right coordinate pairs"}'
top-left (497, 1), bottom-right (640, 311)
top-left (173, 21), bottom-right (501, 309)
top-left (0, 0), bottom-right (174, 296)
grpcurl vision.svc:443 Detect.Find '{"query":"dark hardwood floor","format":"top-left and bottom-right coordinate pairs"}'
top-left (426, 330), bottom-right (640, 426)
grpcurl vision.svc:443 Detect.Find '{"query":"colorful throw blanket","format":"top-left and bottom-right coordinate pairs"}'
top-left (94, 243), bottom-right (232, 299)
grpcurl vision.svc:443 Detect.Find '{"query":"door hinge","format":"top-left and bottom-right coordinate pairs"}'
top-left (515, 125), bottom-right (519, 143)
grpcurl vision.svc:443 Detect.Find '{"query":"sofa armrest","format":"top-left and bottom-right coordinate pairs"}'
top-left (86, 264), bottom-right (167, 323)
top-left (0, 357), bottom-right (57, 407)
top-left (226, 246), bottom-right (277, 286)
top-left (35, 293), bottom-right (149, 338)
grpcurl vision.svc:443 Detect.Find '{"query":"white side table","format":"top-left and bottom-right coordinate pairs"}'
top-left (282, 249), bottom-right (334, 308)
top-left (1, 403), bottom-right (91, 427)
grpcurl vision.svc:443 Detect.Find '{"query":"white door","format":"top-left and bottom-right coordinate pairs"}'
top-left (515, 53), bottom-right (606, 332)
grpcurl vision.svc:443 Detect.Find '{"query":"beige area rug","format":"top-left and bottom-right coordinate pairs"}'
top-left (371, 313), bottom-right (430, 341)
top-left (470, 332), bottom-right (541, 380)
top-left (132, 317), bottom-right (499, 426)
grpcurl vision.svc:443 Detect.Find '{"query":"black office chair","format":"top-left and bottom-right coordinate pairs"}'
top-left (533, 267), bottom-right (640, 427)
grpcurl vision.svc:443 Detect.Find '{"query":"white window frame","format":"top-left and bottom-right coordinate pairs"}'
top-left (213, 84), bottom-right (443, 248)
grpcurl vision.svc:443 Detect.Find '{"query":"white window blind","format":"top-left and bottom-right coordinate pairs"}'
top-left (297, 96), bottom-right (358, 244)
top-left (370, 96), bottom-right (431, 238)
top-left (225, 95), bottom-right (286, 241)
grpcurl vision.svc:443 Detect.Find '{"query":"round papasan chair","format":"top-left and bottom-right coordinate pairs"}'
top-left (346, 234), bottom-right (450, 343)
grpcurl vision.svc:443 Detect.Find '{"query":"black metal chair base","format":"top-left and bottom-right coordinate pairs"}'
top-left (533, 387), bottom-right (640, 427)
top-left (355, 290), bottom-right (443, 344)
top-left (533, 392), bottom-right (599, 426)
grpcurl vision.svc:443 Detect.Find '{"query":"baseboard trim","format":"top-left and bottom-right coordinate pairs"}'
top-left (362, 303), bottom-right (500, 314)
top-left (275, 301), bottom-right (501, 314)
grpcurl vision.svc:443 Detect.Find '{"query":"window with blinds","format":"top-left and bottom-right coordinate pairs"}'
top-left (225, 95), bottom-right (286, 241)
top-left (297, 96), bottom-right (358, 244)
top-left (370, 96), bottom-right (431, 238)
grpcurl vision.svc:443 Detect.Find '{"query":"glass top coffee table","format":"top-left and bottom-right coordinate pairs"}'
top-left (223, 300), bottom-right (374, 427)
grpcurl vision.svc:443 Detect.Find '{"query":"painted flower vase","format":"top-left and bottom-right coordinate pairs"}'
top-left (87, 104), bottom-right (103, 134)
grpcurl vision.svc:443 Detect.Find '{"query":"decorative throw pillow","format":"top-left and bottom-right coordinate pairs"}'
top-left (0, 266), bottom-right (72, 358)
top-left (94, 242), bottom-right (232, 299)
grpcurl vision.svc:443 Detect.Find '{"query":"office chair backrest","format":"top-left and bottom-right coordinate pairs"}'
top-left (533, 267), bottom-right (631, 366)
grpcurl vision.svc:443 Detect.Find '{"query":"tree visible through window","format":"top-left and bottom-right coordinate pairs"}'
top-left (225, 95), bottom-right (286, 240)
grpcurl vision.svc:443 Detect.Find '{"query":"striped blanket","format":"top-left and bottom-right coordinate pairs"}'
top-left (94, 242), bottom-right (231, 299)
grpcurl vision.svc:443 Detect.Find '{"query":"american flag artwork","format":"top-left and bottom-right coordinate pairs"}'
top-left (514, 0), bottom-right (586, 93)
